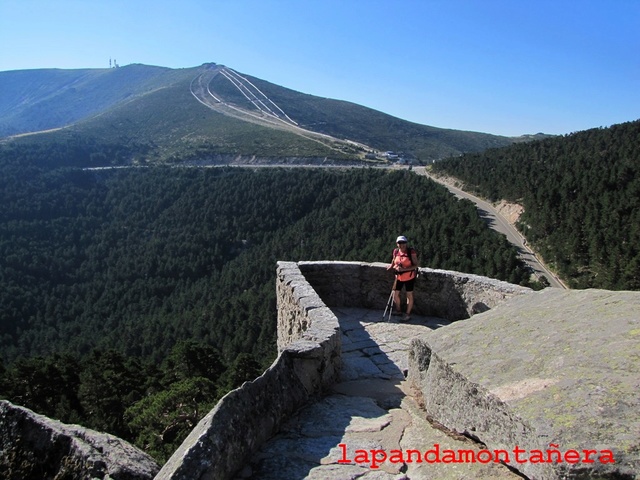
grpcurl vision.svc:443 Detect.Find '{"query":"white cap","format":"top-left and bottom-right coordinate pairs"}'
top-left (396, 235), bottom-right (408, 243)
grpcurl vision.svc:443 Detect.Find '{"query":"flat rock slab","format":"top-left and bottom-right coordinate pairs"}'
top-left (339, 308), bottom-right (451, 382)
top-left (413, 288), bottom-right (640, 479)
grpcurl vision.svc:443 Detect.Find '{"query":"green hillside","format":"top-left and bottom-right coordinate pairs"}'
top-left (0, 65), bottom-right (192, 138)
top-left (208, 70), bottom-right (514, 160)
top-left (31, 76), bottom-right (354, 163)
top-left (432, 120), bottom-right (640, 290)
top-left (0, 162), bottom-right (532, 367)
top-left (1, 63), bottom-right (515, 164)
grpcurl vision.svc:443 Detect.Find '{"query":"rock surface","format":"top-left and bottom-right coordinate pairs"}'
top-left (410, 288), bottom-right (640, 479)
top-left (243, 308), bottom-right (521, 479)
top-left (0, 400), bottom-right (159, 480)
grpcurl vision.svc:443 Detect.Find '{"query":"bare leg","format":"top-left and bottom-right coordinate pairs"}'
top-left (405, 292), bottom-right (414, 318)
top-left (392, 290), bottom-right (402, 313)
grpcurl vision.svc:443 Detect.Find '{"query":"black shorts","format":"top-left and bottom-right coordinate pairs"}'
top-left (394, 278), bottom-right (415, 292)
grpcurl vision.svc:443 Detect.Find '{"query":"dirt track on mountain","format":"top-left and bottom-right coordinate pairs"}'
top-left (414, 167), bottom-right (567, 289)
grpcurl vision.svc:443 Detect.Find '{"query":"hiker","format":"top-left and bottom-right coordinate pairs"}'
top-left (387, 235), bottom-right (419, 321)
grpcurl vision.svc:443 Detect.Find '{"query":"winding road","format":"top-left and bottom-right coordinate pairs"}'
top-left (414, 167), bottom-right (567, 289)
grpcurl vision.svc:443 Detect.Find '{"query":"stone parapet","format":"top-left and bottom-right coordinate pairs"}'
top-left (298, 261), bottom-right (531, 320)
top-left (276, 261), bottom-right (338, 353)
top-left (158, 261), bottom-right (532, 479)
top-left (157, 261), bottom-right (341, 480)
top-left (0, 261), bottom-right (535, 479)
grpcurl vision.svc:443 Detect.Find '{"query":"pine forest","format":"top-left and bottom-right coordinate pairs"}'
top-left (0, 147), bottom-right (531, 460)
top-left (432, 120), bottom-right (640, 290)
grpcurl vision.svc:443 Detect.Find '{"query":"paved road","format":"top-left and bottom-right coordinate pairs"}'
top-left (414, 167), bottom-right (566, 289)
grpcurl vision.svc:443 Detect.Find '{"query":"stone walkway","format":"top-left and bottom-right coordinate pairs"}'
top-left (239, 308), bottom-right (522, 479)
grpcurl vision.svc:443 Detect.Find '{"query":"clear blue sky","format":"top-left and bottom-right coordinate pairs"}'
top-left (1, 0), bottom-right (638, 137)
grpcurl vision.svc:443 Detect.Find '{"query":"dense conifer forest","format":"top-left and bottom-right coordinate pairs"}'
top-left (0, 145), bottom-right (531, 460)
top-left (431, 120), bottom-right (640, 290)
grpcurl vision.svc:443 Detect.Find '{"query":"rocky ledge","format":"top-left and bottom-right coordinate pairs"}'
top-left (0, 400), bottom-right (159, 480)
top-left (409, 288), bottom-right (640, 479)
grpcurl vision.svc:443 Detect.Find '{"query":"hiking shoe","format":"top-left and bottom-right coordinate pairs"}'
top-left (401, 314), bottom-right (411, 322)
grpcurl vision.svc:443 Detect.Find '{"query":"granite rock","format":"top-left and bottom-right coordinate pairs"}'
top-left (0, 400), bottom-right (159, 480)
top-left (409, 288), bottom-right (640, 479)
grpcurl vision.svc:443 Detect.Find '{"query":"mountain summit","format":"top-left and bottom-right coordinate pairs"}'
top-left (0, 63), bottom-right (514, 164)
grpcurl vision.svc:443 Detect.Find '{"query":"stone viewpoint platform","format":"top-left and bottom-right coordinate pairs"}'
top-left (158, 261), bottom-right (639, 480)
top-left (2, 262), bottom-right (638, 479)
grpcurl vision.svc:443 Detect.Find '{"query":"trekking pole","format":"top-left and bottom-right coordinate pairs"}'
top-left (382, 275), bottom-right (398, 322)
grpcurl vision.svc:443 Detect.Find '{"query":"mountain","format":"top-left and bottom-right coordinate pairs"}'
top-left (0, 65), bottom-right (188, 138)
top-left (0, 63), bottom-right (515, 164)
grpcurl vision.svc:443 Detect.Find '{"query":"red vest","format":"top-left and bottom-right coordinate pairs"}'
top-left (393, 247), bottom-right (417, 281)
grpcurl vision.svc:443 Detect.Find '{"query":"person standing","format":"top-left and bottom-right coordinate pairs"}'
top-left (387, 235), bottom-right (419, 321)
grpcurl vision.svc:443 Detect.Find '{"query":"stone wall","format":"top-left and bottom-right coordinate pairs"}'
top-left (156, 261), bottom-right (341, 480)
top-left (298, 261), bottom-right (531, 320)
top-left (0, 261), bottom-right (532, 479)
